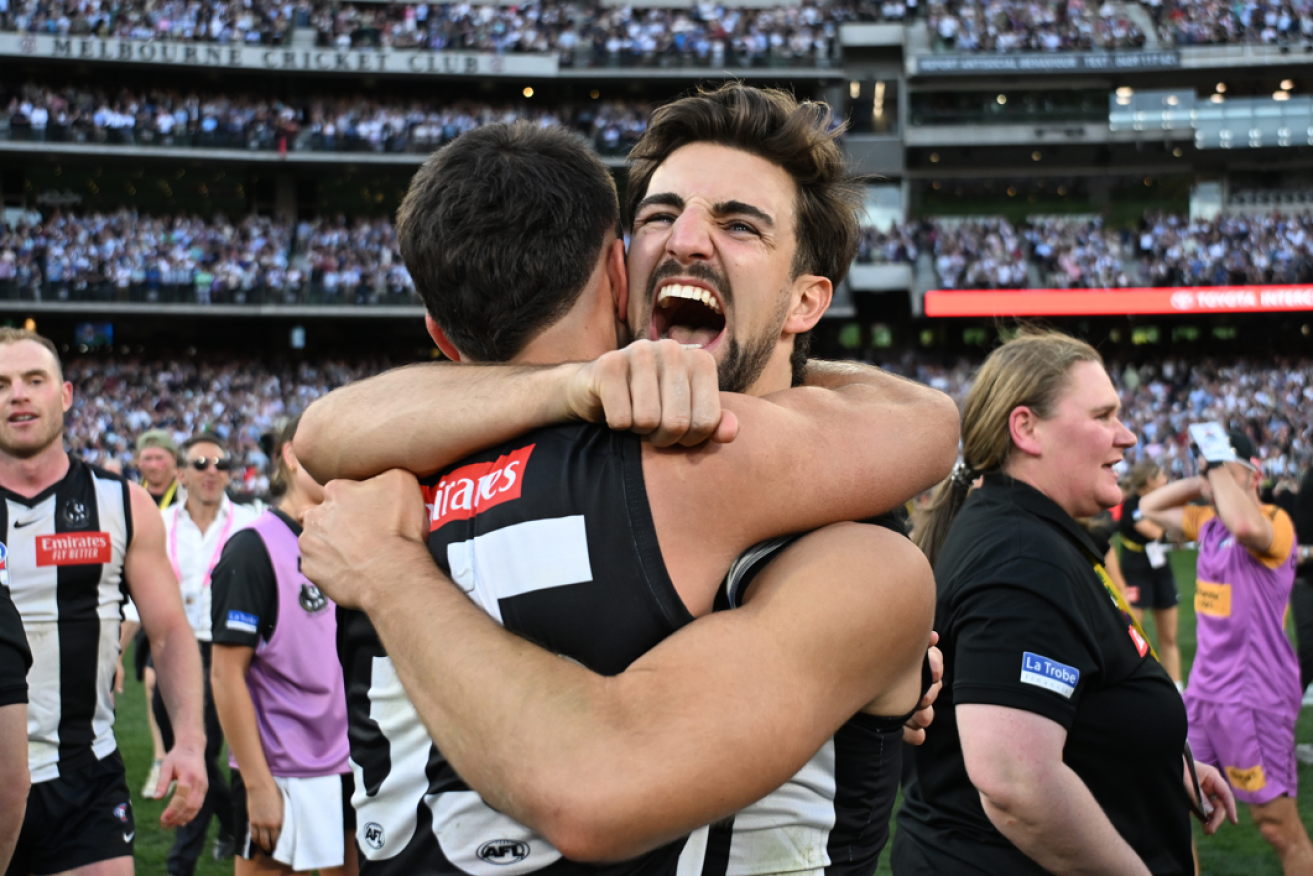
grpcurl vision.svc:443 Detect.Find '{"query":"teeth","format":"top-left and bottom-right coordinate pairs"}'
top-left (681, 344), bottom-right (702, 350)
top-left (657, 284), bottom-right (722, 314)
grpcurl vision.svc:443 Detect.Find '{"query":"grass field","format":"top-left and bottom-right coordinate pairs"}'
top-left (115, 549), bottom-right (1311, 875)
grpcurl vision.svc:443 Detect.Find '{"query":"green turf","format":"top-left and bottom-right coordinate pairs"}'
top-left (116, 650), bottom-right (231, 876)
top-left (117, 550), bottom-right (1308, 875)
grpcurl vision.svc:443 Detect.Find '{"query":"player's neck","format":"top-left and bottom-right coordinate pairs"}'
top-left (0, 441), bottom-right (70, 499)
top-left (278, 491), bottom-right (313, 525)
top-left (184, 496), bottom-right (223, 533)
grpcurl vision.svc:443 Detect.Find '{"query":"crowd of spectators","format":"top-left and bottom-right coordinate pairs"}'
top-left (0, 209), bottom-right (417, 304)
top-left (855, 221), bottom-right (921, 264)
top-left (1026, 216), bottom-right (1132, 288)
top-left (0, 0), bottom-right (908, 66)
top-left (64, 355), bottom-right (401, 493)
top-left (1146, 0), bottom-right (1313, 46)
top-left (926, 0), bottom-right (1145, 51)
top-left (930, 217), bottom-right (1030, 288)
top-left (1137, 211), bottom-right (1313, 286)
top-left (881, 350), bottom-right (1313, 484)
top-left (62, 349), bottom-right (1313, 496)
top-left (2, 83), bottom-right (653, 156)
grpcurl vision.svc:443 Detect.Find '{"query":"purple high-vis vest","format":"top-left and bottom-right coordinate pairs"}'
top-left (232, 510), bottom-right (349, 777)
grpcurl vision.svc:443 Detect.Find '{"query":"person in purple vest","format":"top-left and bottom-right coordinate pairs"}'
top-left (210, 415), bottom-right (357, 876)
top-left (1142, 429), bottom-right (1313, 876)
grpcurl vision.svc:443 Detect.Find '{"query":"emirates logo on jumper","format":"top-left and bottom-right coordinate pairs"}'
top-left (423, 445), bottom-right (534, 533)
top-left (36, 532), bottom-right (112, 566)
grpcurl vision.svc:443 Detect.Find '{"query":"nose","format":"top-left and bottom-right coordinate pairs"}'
top-left (665, 207), bottom-right (714, 265)
top-left (1114, 418), bottom-right (1137, 449)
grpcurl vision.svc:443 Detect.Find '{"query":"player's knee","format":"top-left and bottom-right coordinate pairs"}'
top-left (1253, 802), bottom-right (1304, 852)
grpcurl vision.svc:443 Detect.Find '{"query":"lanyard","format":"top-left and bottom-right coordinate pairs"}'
top-left (169, 504), bottom-right (235, 590)
top-left (1093, 560), bottom-right (1160, 662)
top-left (141, 478), bottom-right (179, 509)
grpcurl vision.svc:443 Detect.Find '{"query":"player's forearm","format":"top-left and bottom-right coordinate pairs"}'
top-left (297, 361), bottom-right (580, 482)
top-left (979, 763), bottom-right (1152, 876)
top-left (150, 618), bottom-right (205, 751)
top-left (211, 650), bottom-right (277, 792)
top-left (1138, 477), bottom-right (1202, 532)
top-left (360, 547), bottom-right (614, 839)
top-left (0, 705), bottom-right (28, 872)
top-left (1207, 468), bottom-right (1271, 547)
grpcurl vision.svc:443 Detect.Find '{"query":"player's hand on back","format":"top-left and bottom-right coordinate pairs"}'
top-left (300, 470), bottom-right (430, 611)
top-left (157, 741), bottom-right (207, 828)
top-left (566, 339), bottom-right (737, 448)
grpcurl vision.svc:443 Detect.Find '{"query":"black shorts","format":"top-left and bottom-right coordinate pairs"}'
top-left (132, 627), bottom-right (152, 682)
top-left (1123, 549), bottom-right (1179, 610)
top-left (231, 768), bottom-right (355, 860)
top-left (7, 751), bottom-right (134, 876)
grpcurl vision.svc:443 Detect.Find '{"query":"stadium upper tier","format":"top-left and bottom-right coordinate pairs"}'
top-left (2, 85), bottom-right (651, 156)
top-left (59, 352), bottom-right (1312, 488)
top-left (4, 0), bottom-right (1310, 58)
top-left (862, 212), bottom-right (1313, 288)
top-left (6, 208), bottom-right (1313, 305)
top-left (0, 0), bottom-right (877, 66)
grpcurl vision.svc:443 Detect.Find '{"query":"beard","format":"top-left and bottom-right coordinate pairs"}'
top-left (0, 409), bottom-right (65, 460)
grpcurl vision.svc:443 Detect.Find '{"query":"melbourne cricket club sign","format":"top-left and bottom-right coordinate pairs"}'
top-left (924, 284), bottom-right (1313, 317)
top-left (0, 33), bottom-right (557, 77)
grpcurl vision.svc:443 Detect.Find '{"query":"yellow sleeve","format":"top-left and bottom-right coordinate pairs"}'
top-left (1250, 507), bottom-right (1296, 570)
top-left (1180, 505), bottom-right (1214, 542)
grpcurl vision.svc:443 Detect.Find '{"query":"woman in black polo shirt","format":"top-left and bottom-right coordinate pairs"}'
top-left (1118, 462), bottom-right (1183, 688)
top-left (893, 330), bottom-right (1235, 876)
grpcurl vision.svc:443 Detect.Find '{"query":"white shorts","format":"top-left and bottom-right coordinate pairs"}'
top-left (234, 770), bottom-right (354, 871)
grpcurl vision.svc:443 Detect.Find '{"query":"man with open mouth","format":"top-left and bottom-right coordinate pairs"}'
top-left (297, 84), bottom-right (958, 876)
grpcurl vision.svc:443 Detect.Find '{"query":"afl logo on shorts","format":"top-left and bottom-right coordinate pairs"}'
top-left (299, 583), bottom-right (328, 613)
top-left (114, 802), bottom-right (129, 822)
top-left (363, 823), bottom-right (385, 850)
top-left (478, 840), bottom-right (530, 864)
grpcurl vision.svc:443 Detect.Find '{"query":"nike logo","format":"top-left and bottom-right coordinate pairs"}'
top-left (123, 831), bottom-right (134, 843)
top-left (13, 519), bottom-right (36, 528)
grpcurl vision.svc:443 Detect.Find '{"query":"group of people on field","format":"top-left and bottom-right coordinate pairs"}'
top-left (0, 83), bottom-right (1309, 876)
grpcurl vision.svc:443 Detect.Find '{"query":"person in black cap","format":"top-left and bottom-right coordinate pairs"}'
top-left (1142, 428), bottom-right (1313, 876)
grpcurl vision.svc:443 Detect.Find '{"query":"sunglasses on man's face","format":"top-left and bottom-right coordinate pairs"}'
top-left (189, 457), bottom-right (233, 473)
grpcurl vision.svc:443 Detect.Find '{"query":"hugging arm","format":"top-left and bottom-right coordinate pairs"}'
top-left (297, 342), bottom-right (727, 483)
top-left (301, 475), bottom-right (933, 862)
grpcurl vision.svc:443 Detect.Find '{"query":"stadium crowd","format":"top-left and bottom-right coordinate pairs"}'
top-left (860, 210), bottom-right (1313, 289)
top-left (0, 0), bottom-right (899, 66)
top-left (0, 210), bottom-right (417, 304)
top-left (1147, 0), bottom-right (1313, 45)
top-left (2, 84), bottom-right (653, 156)
top-left (882, 350), bottom-right (1313, 483)
top-left (926, 0), bottom-right (1146, 51)
top-left (57, 350), bottom-right (1313, 497)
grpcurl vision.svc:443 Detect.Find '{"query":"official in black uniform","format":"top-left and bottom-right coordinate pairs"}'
top-left (895, 330), bottom-right (1235, 876)
top-left (1117, 462), bottom-right (1183, 687)
top-left (0, 580), bottom-right (31, 871)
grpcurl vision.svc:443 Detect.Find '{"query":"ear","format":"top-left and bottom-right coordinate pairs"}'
top-left (281, 439), bottom-right (300, 472)
top-left (60, 381), bottom-right (72, 413)
top-left (606, 237), bottom-right (628, 323)
top-left (425, 313), bottom-right (462, 362)
top-left (1008, 405), bottom-right (1043, 458)
top-left (782, 274), bottom-right (832, 335)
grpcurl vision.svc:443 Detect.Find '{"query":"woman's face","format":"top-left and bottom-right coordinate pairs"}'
top-left (1026, 360), bottom-right (1138, 519)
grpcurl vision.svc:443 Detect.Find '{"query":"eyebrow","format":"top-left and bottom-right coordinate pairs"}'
top-left (1092, 403), bottom-right (1120, 417)
top-left (635, 192), bottom-right (776, 229)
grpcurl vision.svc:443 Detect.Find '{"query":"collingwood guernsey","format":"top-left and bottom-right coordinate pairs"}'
top-left (2, 455), bottom-right (132, 783)
top-left (339, 423), bottom-right (695, 876)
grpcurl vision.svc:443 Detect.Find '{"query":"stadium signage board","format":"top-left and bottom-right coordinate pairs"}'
top-left (914, 50), bottom-right (1179, 76)
top-left (0, 33), bottom-right (558, 77)
top-left (924, 285), bottom-right (1313, 317)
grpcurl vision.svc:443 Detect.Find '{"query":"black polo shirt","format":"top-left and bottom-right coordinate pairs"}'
top-left (893, 474), bottom-right (1191, 876)
top-left (0, 581), bottom-right (31, 707)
